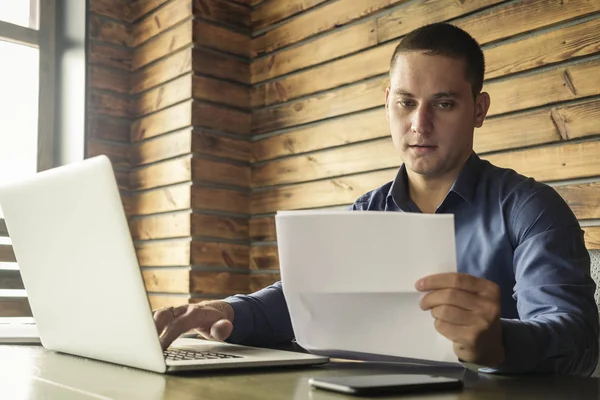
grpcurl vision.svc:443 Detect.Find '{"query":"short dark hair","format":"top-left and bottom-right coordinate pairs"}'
top-left (390, 23), bottom-right (485, 98)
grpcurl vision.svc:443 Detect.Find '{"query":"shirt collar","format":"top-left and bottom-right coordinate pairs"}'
top-left (386, 152), bottom-right (482, 210)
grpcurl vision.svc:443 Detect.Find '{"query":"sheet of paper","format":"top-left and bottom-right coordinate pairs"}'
top-left (275, 210), bottom-right (461, 366)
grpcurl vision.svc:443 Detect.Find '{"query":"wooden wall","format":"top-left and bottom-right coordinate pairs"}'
top-left (248, 0), bottom-right (600, 287)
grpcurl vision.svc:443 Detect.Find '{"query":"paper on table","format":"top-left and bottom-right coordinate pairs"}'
top-left (276, 210), bottom-right (461, 366)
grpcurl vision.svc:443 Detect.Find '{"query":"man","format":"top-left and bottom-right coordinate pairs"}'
top-left (153, 23), bottom-right (599, 376)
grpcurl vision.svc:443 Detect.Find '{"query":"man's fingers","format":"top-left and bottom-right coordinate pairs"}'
top-left (416, 273), bottom-right (499, 299)
top-left (159, 306), bottom-right (230, 350)
top-left (430, 304), bottom-right (477, 326)
top-left (419, 288), bottom-right (479, 311)
top-left (210, 319), bottom-right (233, 341)
top-left (153, 304), bottom-right (188, 336)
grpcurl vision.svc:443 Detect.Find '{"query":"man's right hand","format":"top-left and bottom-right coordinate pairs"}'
top-left (153, 301), bottom-right (234, 350)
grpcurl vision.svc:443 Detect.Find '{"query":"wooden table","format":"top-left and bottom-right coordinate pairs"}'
top-left (0, 345), bottom-right (598, 399)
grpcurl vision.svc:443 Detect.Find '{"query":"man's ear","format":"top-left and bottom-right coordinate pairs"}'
top-left (474, 92), bottom-right (490, 128)
top-left (385, 87), bottom-right (391, 121)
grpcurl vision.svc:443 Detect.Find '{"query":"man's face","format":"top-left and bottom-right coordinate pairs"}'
top-left (385, 52), bottom-right (489, 179)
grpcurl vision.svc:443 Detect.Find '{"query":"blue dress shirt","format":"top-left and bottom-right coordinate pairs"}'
top-left (225, 153), bottom-right (599, 376)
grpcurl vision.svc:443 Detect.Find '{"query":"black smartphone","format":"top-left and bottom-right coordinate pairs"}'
top-left (308, 374), bottom-right (463, 396)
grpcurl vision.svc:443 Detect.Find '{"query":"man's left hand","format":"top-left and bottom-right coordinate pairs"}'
top-left (416, 273), bottom-right (505, 367)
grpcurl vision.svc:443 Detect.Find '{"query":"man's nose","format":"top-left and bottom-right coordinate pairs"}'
top-left (411, 104), bottom-right (433, 135)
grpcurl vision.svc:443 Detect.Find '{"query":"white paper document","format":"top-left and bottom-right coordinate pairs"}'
top-left (275, 210), bottom-right (461, 366)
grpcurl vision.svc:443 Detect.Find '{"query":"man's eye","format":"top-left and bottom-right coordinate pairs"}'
top-left (398, 100), bottom-right (415, 107)
top-left (437, 102), bottom-right (454, 109)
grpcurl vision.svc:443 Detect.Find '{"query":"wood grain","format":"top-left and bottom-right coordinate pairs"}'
top-left (136, 240), bottom-right (191, 267)
top-left (130, 156), bottom-right (192, 190)
top-left (89, 42), bottom-right (131, 71)
top-left (252, 0), bottom-right (328, 31)
top-left (87, 114), bottom-right (130, 143)
top-left (148, 294), bottom-right (190, 310)
top-left (584, 227), bottom-right (600, 250)
top-left (192, 158), bottom-right (251, 188)
top-left (193, 48), bottom-right (250, 85)
top-left (192, 129), bottom-right (252, 163)
top-left (88, 14), bottom-right (129, 46)
top-left (114, 169), bottom-right (130, 191)
top-left (192, 186), bottom-right (250, 215)
top-left (132, 74), bottom-right (192, 118)
top-left (555, 183), bottom-right (600, 220)
top-left (131, 100), bottom-right (192, 142)
top-left (192, 101), bottom-right (250, 136)
top-left (249, 273), bottom-right (280, 293)
top-left (193, 19), bottom-right (250, 58)
top-left (251, 19), bottom-right (378, 84)
top-left (131, 47), bottom-right (192, 94)
top-left (250, 245), bottom-right (278, 270)
top-left (0, 298), bottom-right (32, 317)
top-left (130, 0), bottom-right (170, 23)
top-left (193, 0), bottom-right (250, 30)
top-left (0, 270), bottom-right (24, 290)
top-left (191, 213), bottom-right (249, 240)
top-left (252, 0), bottom-right (405, 57)
top-left (142, 268), bottom-right (190, 293)
top-left (249, 217), bottom-right (276, 242)
top-left (128, 183), bottom-right (191, 216)
top-left (86, 140), bottom-right (130, 168)
top-left (0, 244), bottom-right (15, 262)
top-left (132, 21), bottom-right (193, 71)
top-left (130, 212), bottom-right (191, 240)
top-left (191, 242), bottom-right (249, 268)
top-left (90, 0), bottom-right (131, 22)
top-left (88, 90), bottom-right (130, 118)
top-left (130, 0), bottom-right (192, 47)
top-left (131, 128), bottom-right (192, 166)
top-left (191, 271), bottom-right (248, 295)
top-left (0, 219), bottom-right (7, 237)
top-left (192, 75), bottom-right (250, 110)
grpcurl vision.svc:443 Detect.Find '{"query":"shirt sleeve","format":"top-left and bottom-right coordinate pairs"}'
top-left (490, 184), bottom-right (599, 376)
top-left (223, 280), bottom-right (295, 346)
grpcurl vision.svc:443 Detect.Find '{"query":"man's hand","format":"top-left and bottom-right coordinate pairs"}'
top-left (153, 301), bottom-right (234, 350)
top-left (415, 273), bottom-right (505, 367)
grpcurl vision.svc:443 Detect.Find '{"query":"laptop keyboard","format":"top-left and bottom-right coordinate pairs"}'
top-left (164, 348), bottom-right (243, 361)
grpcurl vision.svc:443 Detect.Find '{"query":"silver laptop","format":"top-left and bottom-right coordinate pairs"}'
top-left (0, 155), bottom-right (328, 373)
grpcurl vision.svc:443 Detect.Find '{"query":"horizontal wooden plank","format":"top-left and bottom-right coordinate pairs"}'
top-left (192, 75), bottom-right (250, 110)
top-left (129, 0), bottom-right (170, 23)
top-left (251, 19), bottom-right (378, 85)
top-left (88, 90), bottom-right (130, 118)
top-left (131, 128), bottom-right (192, 166)
top-left (253, 97), bottom-right (600, 164)
top-left (132, 21), bottom-right (193, 71)
top-left (191, 214), bottom-right (249, 241)
top-left (89, 42), bottom-right (131, 71)
top-left (252, 0), bottom-right (404, 57)
top-left (0, 245), bottom-right (16, 263)
top-left (192, 186), bottom-right (250, 215)
top-left (250, 245), bottom-right (278, 270)
top-left (132, 74), bottom-right (192, 118)
top-left (193, 0), bottom-right (250, 30)
top-left (249, 273), bottom-right (280, 293)
top-left (131, 47), bottom-right (192, 94)
top-left (0, 219), bottom-right (7, 237)
top-left (87, 114), bottom-right (130, 143)
top-left (114, 169), bottom-right (130, 191)
top-left (131, 0), bottom-right (192, 47)
top-left (192, 101), bottom-right (250, 135)
top-left (555, 183), bottom-right (600, 220)
top-left (251, 169), bottom-right (394, 214)
top-left (128, 184), bottom-right (191, 216)
top-left (191, 271), bottom-right (248, 295)
top-left (252, 0), bottom-right (328, 31)
top-left (249, 217), bottom-right (276, 242)
top-left (136, 240), bottom-right (191, 267)
top-left (584, 227), bottom-right (600, 250)
top-left (252, 76), bottom-right (387, 134)
top-left (131, 212), bottom-right (191, 240)
top-left (86, 140), bottom-right (130, 168)
top-left (88, 14), bottom-right (129, 46)
top-left (191, 242), bottom-right (249, 268)
top-left (485, 17), bottom-right (600, 80)
top-left (90, 0), bottom-right (131, 22)
top-left (0, 298), bottom-right (32, 318)
top-left (148, 294), bottom-right (190, 310)
top-left (0, 270), bottom-right (24, 290)
top-left (192, 158), bottom-right (250, 188)
top-left (193, 48), bottom-right (250, 85)
top-left (193, 19), bottom-right (250, 58)
top-left (142, 268), bottom-right (190, 293)
top-left (130, 156), bottom-right (191, 190)
top-left (192, 129), bottom-right (251, 163)
top-left (131, 100), bottom-right (192, 142)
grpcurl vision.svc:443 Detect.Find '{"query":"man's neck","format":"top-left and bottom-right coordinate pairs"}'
top-left (407, 160), bottom-right (468, 214)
